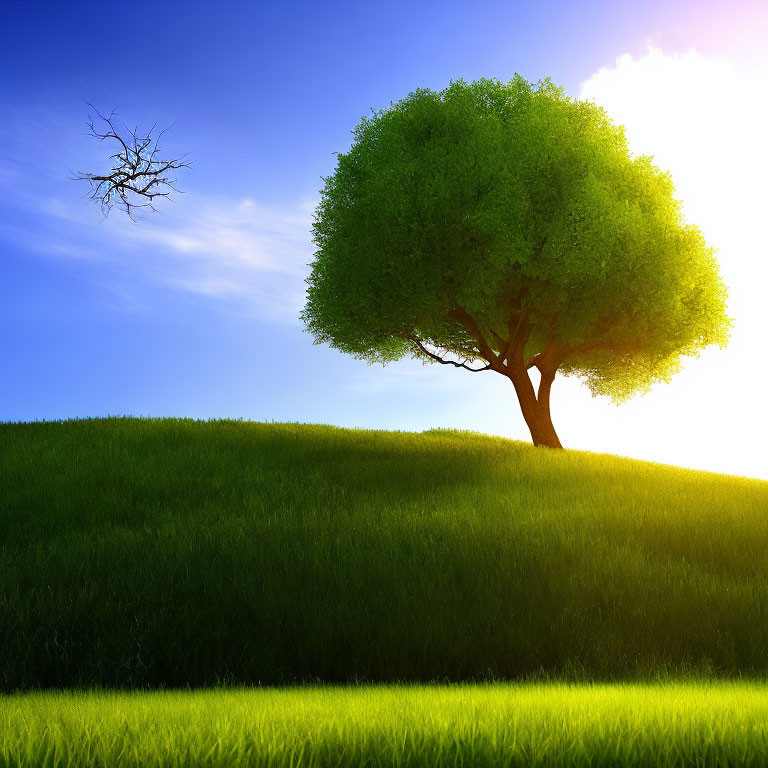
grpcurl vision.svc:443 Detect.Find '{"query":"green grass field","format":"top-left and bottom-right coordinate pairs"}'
top-left (2, 417), bottom-right (768, 689)
top-left (4, 418), bottom-right (768, 765)
top-left (4, 684), bottom-right (768, 767)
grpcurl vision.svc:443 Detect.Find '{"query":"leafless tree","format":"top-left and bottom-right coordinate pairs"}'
top-left (74, 103), bottom-right (191, 220)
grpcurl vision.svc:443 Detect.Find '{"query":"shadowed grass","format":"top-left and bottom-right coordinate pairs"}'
top-left (2, 417), bottom-right (768, 689)
top-left (4, 684), bottom-right (768, 767)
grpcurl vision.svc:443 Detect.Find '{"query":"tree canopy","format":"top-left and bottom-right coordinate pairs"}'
top-left (302, 76), bottom-right (731, 448)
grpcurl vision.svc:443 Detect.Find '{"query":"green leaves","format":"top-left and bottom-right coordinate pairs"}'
top-left (302, 76), bottom-right (731, 401)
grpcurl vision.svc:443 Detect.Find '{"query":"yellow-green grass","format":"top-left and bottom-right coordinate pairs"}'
top-left (1, 418), bottom-right (768, 689)
top-left (4, 684), bottom-right (768, 767)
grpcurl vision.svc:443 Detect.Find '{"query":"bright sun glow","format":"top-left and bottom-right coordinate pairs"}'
top-left (534, 47), bottom-right (768, 479)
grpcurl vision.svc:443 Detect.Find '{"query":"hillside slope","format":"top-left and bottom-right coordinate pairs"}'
top-left (2, 418), bottom-right (767, 689)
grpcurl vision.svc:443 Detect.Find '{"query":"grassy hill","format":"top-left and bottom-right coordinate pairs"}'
top-left (1, 417), bottom-right (767, 690)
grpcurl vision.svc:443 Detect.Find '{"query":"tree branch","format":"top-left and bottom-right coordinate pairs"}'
top-left (73, 103), bottom-right (191, 220)
top-left (448, 306), bottom-right (502, 368)
top-left (500, 305), bottom-right (532, 368)
top-left (526, 314), bottom-right (559, 371)
top-left (410, 337), bottom-right (492, 372)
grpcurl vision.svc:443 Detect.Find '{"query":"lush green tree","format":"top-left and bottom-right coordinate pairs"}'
top-left (302, 77), bottom-right (731, 448)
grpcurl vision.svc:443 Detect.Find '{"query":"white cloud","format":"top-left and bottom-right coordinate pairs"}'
top-left (123, 197), bottom-right (314, 276)
top-left (118, 195), bottom-right (316, 320)
top-left (35, 192), bottom-right (317, 322)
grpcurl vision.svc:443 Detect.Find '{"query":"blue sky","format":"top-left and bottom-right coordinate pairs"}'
top-left (2, 0), bottom-right (767, 477)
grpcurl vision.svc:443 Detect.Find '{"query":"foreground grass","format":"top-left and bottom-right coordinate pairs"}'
top-left (4, 684), bottom-right (768, 767)
top-left (2, 418), bottom-right (768, 688)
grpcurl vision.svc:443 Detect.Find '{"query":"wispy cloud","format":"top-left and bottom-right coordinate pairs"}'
top-left (8, 188), bottom-right (317, 321)
top-left (118, 197), bottom-right (315, 278)
top-left (93, 194), bottom-right (314, 321)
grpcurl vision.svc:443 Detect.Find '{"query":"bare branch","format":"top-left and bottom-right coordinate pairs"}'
top-left (410, 336), bottom-right (492, 373)
top-left (72, 102), bottom-right (191, 220)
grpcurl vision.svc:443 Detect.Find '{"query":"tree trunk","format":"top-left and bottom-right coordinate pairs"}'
top-left (509, 368), bottom-right (563, 449)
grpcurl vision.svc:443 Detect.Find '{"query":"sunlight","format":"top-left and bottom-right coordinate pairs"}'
top-left (536, 46), bottom-right (768, 478)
